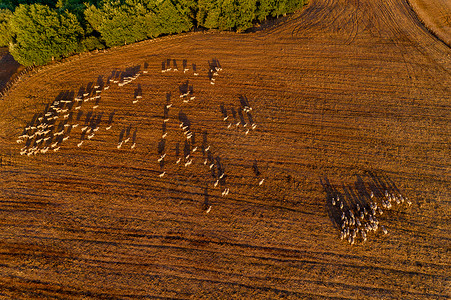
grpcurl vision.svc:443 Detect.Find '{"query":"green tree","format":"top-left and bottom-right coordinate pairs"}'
top-left (85, 0), bottom-right (157, 47)
top-left (197, 0), bottom-right (220, 29)
top-left (9, 4), bottom-right (83, 66)
top-left (218, 0), bottom-right (256, 31)
top-left (153, 0), bottom-right (192, 35)
top-left (0, 8), bottom-right (12, 46)
top-left (255, 0), bottom-right (274, 21)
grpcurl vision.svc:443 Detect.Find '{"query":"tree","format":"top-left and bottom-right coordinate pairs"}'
top-left (8, 4), bottom-right (83, 66)
top-left (0, 9), bottom-right (12, 47)
top-left (255, 0), bottom-right (275, 21)
top-left (218, 0), bottom-right (256, 31)
top-left (197, 0), bottom-right (220, 29)
top-left (85, 0), bottom-right (157, 47)
top-left (152, 0), bottom-right (193, 35)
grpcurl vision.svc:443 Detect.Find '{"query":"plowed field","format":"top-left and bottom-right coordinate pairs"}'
top-left (0, 0), bottom-right (449, 298)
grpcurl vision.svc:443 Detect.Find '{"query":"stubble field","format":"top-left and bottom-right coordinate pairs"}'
top-left (0, 0), bottom-right (449, 298)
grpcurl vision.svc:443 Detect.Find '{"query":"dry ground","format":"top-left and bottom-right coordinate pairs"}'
top-left (0, 0), bottom-right (450, 298)
top-left (407, 0), bottom-right (451, 46)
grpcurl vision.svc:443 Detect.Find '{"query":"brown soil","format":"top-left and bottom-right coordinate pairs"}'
top-left (407, 0), bottom-right (451, 46)
top-left (0, 0), bottom-right (449, 299)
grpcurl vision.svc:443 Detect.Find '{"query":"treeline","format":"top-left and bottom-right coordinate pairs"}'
top-left (0, 0), bottom-right (307, 66)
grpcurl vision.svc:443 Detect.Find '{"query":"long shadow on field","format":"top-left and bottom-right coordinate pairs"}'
top-left (178, 111), bottom-right (191, 129)
top-left (321, 171), bottom-right (409, 233)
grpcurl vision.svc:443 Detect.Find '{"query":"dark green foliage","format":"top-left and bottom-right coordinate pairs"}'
top-left (2, 0), bottom-right (306, 66)
top-left (197, 0), bottom-right (305, 31)
top-left (8, 4), bottom-right (83, 66)
top-left (84, 0), bottom-right (158, 47)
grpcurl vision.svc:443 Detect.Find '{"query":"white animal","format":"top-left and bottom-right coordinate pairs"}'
top-left (159, 172), bottom-right (166, 178)
top-left (158, 154), bottom-right (166, 162)
top-left (259, 178), bottom-right (265, 186)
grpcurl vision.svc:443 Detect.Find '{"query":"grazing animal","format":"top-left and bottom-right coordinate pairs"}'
top-left (159, 172), bottom-right (166, 178)
top-left (259, 178), bottom-right (265, 185)
top-left (158, 154), bottom-right (166, 162)
top-left (77, 141), bottom-right (83, 147)
top-left (205, 205), bottom-right (212, 214)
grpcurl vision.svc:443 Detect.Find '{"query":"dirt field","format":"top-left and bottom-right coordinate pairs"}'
top-left (0, 0), bottom-right (450, 298)
top-left (407, 0), bottom-right (451, 46)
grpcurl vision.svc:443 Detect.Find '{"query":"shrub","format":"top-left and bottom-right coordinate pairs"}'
top-left (9, 4), bottom-right (83, 66)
